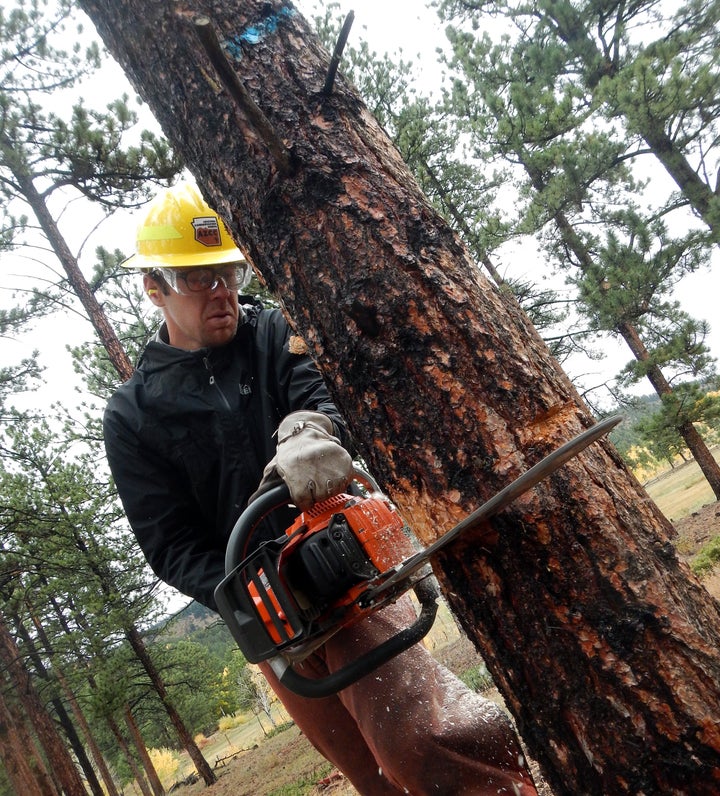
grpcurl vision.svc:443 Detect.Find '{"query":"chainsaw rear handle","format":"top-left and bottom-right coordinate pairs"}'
top-left (267, 578), bottom-right (439, 699)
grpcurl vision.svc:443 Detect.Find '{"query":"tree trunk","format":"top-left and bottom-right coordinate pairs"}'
top-left (76, 2), bottom-right (720, 793)
top-left (34, 590), bottom-right (121, 796)
top-left (60, 669), bottom-right (121, 796)
top-left (125, 625), bottom-right (215, 786)
top-left (107, 716), bottom-right (153, 796)
top-left (53, 518), bottom-right (215, 786)
top-left (15, 170), bottom-right (134, 381)
top-left (29, 617), bottom-right (118, 796)
top-left (0, 669), bottom-right (59, 796)
top-left (0, 613), bottom-right (87, 795)
top-left (618, 321), bottom-right (720, 499)
top-left (124, 704), bottom-right (165, 796)
top-left (14, 614), bottom-right (106, 796)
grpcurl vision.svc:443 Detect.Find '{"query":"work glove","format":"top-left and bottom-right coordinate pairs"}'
top-left (251, 410), bottom-right (353, 511)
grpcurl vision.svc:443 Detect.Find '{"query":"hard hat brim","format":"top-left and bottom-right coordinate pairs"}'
top-left (121, 248), bottom-right (247, 269)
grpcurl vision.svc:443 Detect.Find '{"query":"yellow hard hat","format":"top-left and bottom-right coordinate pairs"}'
top-left (123, 182), bottom-right (245, 269)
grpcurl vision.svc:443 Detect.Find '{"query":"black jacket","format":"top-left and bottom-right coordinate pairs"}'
top-left (103, 298), bottom-right (347, 610)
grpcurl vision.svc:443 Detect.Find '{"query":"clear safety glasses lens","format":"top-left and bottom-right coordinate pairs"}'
top-left (159, 264), bottom-right (252, 295)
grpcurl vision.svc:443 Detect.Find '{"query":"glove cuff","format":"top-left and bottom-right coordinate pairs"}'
top-left (277, 410), bottom-right (334, 444)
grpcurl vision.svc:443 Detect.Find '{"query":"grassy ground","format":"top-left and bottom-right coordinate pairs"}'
top-left (644, 446), bottom-right (719, 520)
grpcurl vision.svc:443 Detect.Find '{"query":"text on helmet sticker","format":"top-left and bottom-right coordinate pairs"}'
top-left (192, 216), bottom-right (222, 247)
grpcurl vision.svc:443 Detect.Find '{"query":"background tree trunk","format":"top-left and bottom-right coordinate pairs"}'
top-left (77, 1), bottom-right (720, 793)
top-left (124, 625), bottom-right (216, 786)
top-left (0, 669), bottom-right (58, 796)
top-left (14, 612), bottom-right (105, 796)
top-left (0, 614), bottom-right (87, 795)
top-left (124, 704), bottom-right (165, 796)
top-left (107, 717), bottom-right (153, 796)
top-left (16, 171), bottom-right (134, 382)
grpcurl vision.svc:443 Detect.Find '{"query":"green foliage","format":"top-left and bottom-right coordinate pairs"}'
top-left (691, 537), bottom-right (720, 577)
top-left (266, 720), bottom-right (295, 740)
top-left (154, 639), bottom-right (228, 738)
top-left (459, 662), bottom-right (494, 692)
top-left (635, 384), bottom-right (720, 465)
top-left (436, 0), bottom-right (720, 486)
top-left (603, 381), bottom-right (720, 472)
top-left (0, 0), bottom-right (182, 398)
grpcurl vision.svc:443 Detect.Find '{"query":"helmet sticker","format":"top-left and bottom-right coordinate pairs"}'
top-left (192, 216), bottom-right (222, 247)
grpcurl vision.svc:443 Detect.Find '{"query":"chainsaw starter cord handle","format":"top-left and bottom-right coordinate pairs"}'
top-left (268, 584), bottom-right (439, 699)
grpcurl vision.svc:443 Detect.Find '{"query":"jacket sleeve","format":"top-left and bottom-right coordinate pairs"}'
top-left (103, 397), bottom-right (225, 611)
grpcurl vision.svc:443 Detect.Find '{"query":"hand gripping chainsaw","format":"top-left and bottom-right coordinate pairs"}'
top-left (215, 415), bottom-right (621, 698)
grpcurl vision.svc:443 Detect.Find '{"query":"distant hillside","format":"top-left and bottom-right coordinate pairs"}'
top-left (606, 393), bottom-right (661, 454)
top-left (156, 600), bottom-right (238, 659)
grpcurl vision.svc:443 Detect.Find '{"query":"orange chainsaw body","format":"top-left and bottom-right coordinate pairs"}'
top-left (246, 492), bottom-right (416, 649)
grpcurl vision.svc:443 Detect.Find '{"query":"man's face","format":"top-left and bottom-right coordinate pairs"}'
top-left (144, 267), bottom-right (241, 350)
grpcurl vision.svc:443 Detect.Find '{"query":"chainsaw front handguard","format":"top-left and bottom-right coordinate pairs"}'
top-left (267, 578), bottom-right (438, 699)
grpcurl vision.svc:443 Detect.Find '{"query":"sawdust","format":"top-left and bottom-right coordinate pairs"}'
top-left (168, 635), bottom-right (550, 796)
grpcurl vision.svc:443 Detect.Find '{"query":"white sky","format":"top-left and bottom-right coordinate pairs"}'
top-left (2, 0), bottom-right (719, 412)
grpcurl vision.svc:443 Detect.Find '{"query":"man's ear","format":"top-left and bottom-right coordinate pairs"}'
top-left (143, 273), bottom-right (165, 306)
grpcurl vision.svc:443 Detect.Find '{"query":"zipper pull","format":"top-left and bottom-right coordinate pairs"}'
top-left (203, 356), bottom-right (216, 385)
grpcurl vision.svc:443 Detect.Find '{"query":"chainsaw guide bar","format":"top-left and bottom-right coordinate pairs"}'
top-left (361, 413), bottom-right (623, 604)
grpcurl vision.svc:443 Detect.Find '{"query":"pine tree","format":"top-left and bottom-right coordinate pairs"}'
top-left (0, 612), bottom-right (86, 794)
top-left (0, 412), bottom-right (219, 786)
top-left (0, 0), bottom-right (181, 381)
top-left (438, 0), bottom-right (720, 497)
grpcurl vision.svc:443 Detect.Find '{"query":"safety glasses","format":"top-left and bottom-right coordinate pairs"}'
top-left (154, 263), bottom-right (252, 295)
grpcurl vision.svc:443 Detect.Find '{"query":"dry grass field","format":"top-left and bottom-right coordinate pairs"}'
top-left (644, 447), bottom-right (720, 520)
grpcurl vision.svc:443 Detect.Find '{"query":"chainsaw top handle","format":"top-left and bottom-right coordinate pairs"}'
top-left (223, 466), bottom-right (380, 574)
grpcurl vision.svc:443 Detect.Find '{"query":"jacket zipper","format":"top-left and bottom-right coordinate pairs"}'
top-left (203, 355), bottom-right (232, 410)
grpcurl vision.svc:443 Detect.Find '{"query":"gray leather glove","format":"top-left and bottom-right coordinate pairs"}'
top-left (251, 411), bottom-right (353, 510)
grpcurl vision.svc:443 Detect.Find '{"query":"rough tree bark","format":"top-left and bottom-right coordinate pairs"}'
top-left (0, 613), bottom-right (87, 795)
top-left (0, 669), bottom-right (58, 796)
top-left (77, 1), bottom-right (720, 793)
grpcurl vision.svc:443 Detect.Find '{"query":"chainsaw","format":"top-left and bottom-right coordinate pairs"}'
top-left (215, 415), bottom-right (621, 698)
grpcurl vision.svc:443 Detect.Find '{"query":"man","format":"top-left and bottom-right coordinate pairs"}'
top-left (104, 182), bottom-right (538, 795)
